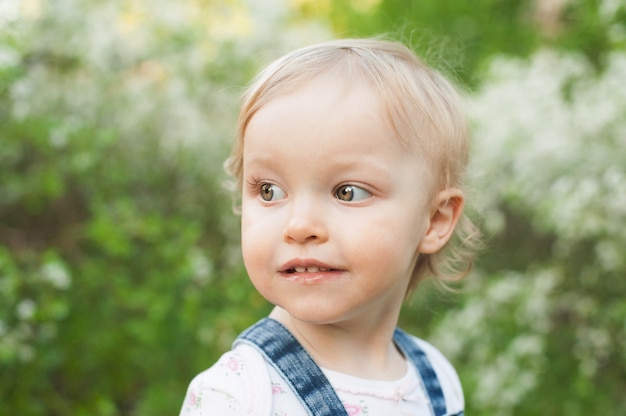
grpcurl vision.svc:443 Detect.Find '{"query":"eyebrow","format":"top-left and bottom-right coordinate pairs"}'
top-left (243, 153), bottom-right (394, 185)
top-left (241, 154), bottom-right (275, 171)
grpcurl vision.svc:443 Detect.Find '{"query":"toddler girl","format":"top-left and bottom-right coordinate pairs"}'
top-left (180, 38), bottom-right (480, 416)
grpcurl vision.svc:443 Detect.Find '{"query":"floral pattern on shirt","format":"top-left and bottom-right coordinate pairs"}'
top-left (344, 400), bottom-right (369, 415)
top-left (186, 391), bottom-right (201, 410)
top-left (224, 356), bottom-right (243, 375)
top-left (272, 382), bottom-right (287, 395)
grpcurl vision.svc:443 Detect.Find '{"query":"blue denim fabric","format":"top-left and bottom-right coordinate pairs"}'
top-left (236, 318), bottom-right (450, 416)
top-left (237, 318), bottom-right (347, 416)
top-left (393, 328), bottom-right (447, 416)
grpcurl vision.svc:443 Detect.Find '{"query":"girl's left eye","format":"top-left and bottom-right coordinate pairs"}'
top-left (334, 185), bottom-right (371, 202)
top-left (259, 183), bottom-right (286, 201)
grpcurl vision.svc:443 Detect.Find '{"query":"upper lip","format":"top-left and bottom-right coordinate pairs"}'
top-left (279, 258), bottom-right (341, 273)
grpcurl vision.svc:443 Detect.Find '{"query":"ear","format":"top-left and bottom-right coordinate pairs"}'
top-left (418, 188), bottom-right (465, 254)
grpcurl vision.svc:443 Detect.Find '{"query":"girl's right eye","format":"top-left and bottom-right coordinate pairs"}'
top-left (259, 183), bottom-right (286, 202)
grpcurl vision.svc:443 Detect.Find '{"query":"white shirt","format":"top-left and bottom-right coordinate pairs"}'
top-left (180, 337), bottom-right (464, 416)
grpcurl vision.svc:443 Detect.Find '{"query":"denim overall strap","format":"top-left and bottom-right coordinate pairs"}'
top-left (236, 318), bottom-right (348, 416)
top-left (393, 328), bottom-right (448, 416)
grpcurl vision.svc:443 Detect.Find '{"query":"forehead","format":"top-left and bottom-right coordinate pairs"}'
top-left (242, 76), bottom-right (436, 188)
top-left (244, 76), bottom-right (395, 153)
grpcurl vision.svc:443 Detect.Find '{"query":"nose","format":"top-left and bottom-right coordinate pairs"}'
top-left (283, 199), bottom-right (328, 244)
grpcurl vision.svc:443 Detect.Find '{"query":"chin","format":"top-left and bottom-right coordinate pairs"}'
top-left (281, 303), bottom-right (355, 326)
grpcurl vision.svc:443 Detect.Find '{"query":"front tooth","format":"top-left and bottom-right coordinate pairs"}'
top-left (307, 266), bottom-right (319, 273)
top-left (295, 266), bottom-right (306, 273)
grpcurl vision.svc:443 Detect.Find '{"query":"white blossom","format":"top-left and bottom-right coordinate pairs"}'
top-left (468, 48), bottom-right (626, 246)
top-left (188, 249), bottom-right (214, 285)
top-left (16, 299), bottom-right (36, 321)
top-left (40, 261), bottom-right (72, 290)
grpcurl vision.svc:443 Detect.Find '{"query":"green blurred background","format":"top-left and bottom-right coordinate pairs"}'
top-left (1, 0), bottom-right (625, 414)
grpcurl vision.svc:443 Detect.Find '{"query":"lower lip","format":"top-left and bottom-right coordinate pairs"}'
top-left (281, 271), bottom-right (344, 284)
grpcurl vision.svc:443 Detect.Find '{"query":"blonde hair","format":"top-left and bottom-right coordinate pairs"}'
top-left (225, 38), bottom-right (481, 294)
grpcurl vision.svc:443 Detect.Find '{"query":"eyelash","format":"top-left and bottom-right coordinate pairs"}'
top-left (245, 178), bottom-right (261, 194)
top-left (245, 179), bottom-right (286, 202)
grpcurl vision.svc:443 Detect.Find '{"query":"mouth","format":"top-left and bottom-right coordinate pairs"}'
top-left (279, 259), bottom-right (343, 279)
top-left (284, 266), bottom-right (334, 273)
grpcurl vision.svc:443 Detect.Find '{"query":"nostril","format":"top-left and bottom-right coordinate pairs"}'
top-left (283, 219), bottom-right (327, 243)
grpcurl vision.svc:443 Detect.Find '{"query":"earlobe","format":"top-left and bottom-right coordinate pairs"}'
top-left (418, 189), bottom-right (465, 254)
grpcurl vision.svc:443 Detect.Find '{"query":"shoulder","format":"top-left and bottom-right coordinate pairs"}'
top-left (179, 344), bottom-right (272, 416)
top-left (406, 334), bottom-right (465, 413)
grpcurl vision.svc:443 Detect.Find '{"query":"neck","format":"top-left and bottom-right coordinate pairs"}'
top-left (269, 306), bottom-right (407, 380)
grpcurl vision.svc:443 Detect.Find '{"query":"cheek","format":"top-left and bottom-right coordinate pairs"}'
top-left (240, 221), bottom-right (271, 297)
top-left (343, 211), bottom-right (424, 266)
top-left (240, 205), bottom-right (280, 273)
top-left (241, 212), bottom-right (262, 265)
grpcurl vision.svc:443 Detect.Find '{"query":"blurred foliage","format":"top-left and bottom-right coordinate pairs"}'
top-left (0, 0), bottom-right (279, 414)
top-left (1, 0), bottom-right (625, 415)
top-left (295, 0), bottom-right (626, 86)
top-left (297, 0), bottom-right (538, 87)
top-left (449, 47), bottom-right (626, 415)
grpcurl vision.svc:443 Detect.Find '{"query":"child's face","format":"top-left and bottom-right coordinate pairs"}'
top-left (240, 77), bottom-right (437, 326)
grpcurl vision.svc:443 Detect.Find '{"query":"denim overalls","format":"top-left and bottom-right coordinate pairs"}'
top-left (235, 318), bottom-right (463, 416)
